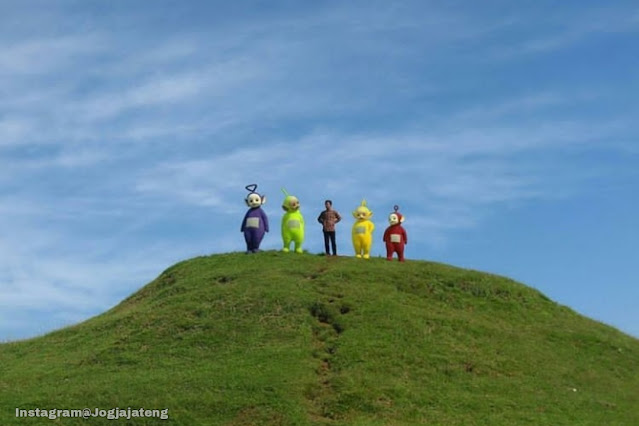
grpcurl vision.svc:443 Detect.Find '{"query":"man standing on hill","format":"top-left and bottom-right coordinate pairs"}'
top-left (317, 200), bottom-right (341, 256)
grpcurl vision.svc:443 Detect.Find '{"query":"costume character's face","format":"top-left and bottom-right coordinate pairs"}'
top-left (244, 184), bottom-right (266, 208)
top-left (352, 202), bottom-right (373, 221)
top-left (246, 193), bottom-right (264, 208)
top-left (387, 206), bottom-right (404, 225)
top-left (282, 195), bottom-right (300, 212)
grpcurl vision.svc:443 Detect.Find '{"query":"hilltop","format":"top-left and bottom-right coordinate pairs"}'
top-left (1, 251), bottom-right (638, 425)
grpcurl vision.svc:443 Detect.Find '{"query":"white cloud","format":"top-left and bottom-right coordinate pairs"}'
top-left (482, 6), bottom-right (639, 58)
top-left (0, 33), bottom-right (105, 75)
top-left (0, 116), bottom-right (33, 146)
top-left (79, 72), bottom-right (208, 121)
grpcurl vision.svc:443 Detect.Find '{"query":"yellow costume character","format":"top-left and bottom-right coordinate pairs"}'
top-left (351, 199), bottom-right (374, 259)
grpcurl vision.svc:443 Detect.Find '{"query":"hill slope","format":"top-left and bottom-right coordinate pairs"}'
top-left (1, 252), bottom-right (638, 425)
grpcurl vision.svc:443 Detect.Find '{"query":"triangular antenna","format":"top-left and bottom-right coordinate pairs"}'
top-left (245, 184), bottom-right (258, 193)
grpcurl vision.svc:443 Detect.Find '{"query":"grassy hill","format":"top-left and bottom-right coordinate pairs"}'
top-left (1, 251), bottom-right (638, 425)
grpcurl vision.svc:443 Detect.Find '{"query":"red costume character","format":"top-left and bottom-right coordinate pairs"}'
top-left (383, 205), bottom-right (407, 262)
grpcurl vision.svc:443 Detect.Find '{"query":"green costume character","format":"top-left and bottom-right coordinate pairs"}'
top-left (281, 188), bottom-right (305, 253)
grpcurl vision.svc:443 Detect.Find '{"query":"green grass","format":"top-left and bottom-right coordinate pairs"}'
top-left (1, 251), bottom-right (638, 425)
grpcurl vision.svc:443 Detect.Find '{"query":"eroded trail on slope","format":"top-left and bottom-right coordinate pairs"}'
top-left (305, 265), bottom-right (352, 423)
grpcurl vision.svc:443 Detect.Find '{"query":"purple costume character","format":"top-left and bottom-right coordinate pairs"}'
top-left (241, 184), bottom-right (269, 253)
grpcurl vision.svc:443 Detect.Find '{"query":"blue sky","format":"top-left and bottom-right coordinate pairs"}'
top-left (1, 0), bottom-right (638, 340)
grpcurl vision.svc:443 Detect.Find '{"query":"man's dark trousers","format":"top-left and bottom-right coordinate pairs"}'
top-left (323, 231), bottom-right (337, 255)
